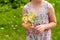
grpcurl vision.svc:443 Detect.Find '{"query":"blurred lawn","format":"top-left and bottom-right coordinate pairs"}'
top-left (0, 0), bottom-right (60, 40)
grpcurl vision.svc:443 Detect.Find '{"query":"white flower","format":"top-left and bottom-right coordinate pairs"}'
top-left (20, 6), bottom-right (24, 8)
top-left (14, 16), bottom-right (16, 18)
top-left (13, 27), bottom-right (16, 30)
top-left (0, 27), bottom-right (4, 29)
top-left (52, 3), bottom-right (55, 6)
top-left (15, 25), bottom-right (18, 27)
top-left (5, 35), bottom-right (9, 38)
top-left (11, 25), bottom-right (14, 27)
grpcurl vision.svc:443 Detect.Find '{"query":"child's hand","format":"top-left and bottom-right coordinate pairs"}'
top-left (22, 22), bottom-right (35, 31)
top-left (34, 25), bottom-right (46, 34)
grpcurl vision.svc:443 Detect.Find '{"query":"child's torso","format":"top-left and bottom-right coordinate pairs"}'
top-left (24, 1), bottom-right (49, 24)
top-left (24, 2), bottom-right (51, 39)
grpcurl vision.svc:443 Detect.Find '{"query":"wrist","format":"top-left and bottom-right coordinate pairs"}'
top-left (39, 25), bottom-right (46, 30)
top-left (42, 25), bottom-right (47, 30)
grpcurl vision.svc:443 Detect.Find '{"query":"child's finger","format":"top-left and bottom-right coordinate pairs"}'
top-left (35, 25), bottom-right (40, 29)
top-left (30, 26), bottom-right (34, 29)
top-left (35, 29), bottom-right (41, 34)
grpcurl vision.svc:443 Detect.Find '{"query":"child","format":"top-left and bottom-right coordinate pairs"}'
top-left (22, 0), bottom-right (57, 40)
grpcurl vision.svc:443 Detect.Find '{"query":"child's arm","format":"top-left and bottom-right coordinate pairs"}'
top-left (42, 3), bottom-right (57, 29)
top-left (22, 8), bottom-right (34, 31)
top-left (35, 3), bottom-right (57, 33)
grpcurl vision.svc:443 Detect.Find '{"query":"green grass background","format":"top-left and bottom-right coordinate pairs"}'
top-left (0, 0), bottom-right (60, 40)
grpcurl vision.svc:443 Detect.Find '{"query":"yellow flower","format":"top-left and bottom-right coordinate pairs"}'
top-left (22, 15), bottom-right (28, 23)
top-left (26, 21), bottom-right (32, 26)
top-left (22, 13), bottom-right (35, 26)
top-left (22, 15), bottom-right (27, 20)
top-left (28, 18), bottom-right (34, 23)
top-left (28, 13), bottom-right (35, 19)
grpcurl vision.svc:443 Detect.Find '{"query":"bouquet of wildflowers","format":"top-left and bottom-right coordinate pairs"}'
top-left (22, 13), bottom-right (40, 27)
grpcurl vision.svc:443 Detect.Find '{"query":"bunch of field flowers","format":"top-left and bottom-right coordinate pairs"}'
top-left (22, 13), bottom-right (40, 27)
top-left (22, 13), bottom-right (35, 26)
